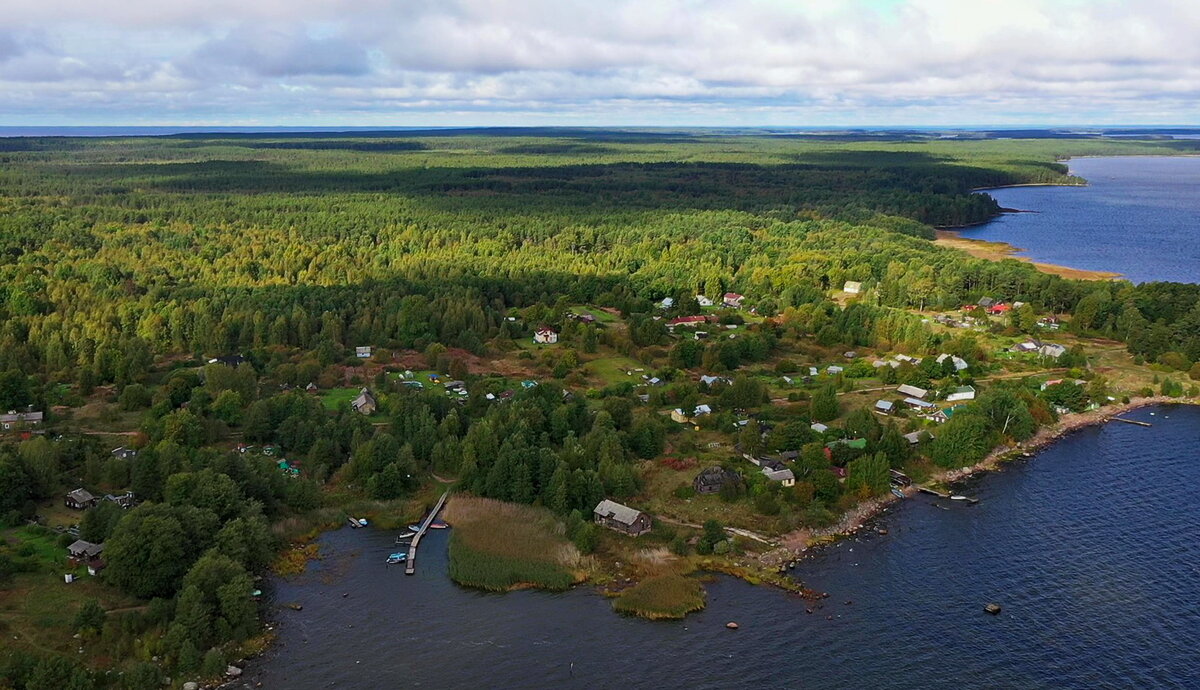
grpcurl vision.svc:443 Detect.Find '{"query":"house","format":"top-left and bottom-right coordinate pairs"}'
top-left (935, 353), bottom-right (970, 371)
top-left (534, 327), bottom-right (559, 344)
top-left (355, 346), bottom-right (372, 358)
top-left (1013, 339), bottom-right (1041, 353)
top-left (693, 404), bottom-right (713, 416)
top-left (762, 466), bottom-right (796, 487)
top-left (67, 540), bottom-right (104, 563)
top-left (694, 466), bottom-right (741, 495)
top-left (987, 303), bottom-right (1012, 315)
top-left (306, 382), bottom-right (319, 394)
top-left (902, 431), bottom-right (929, 445)
top-left (946, 386), bottom-right (976, 402)
top-left (671, 409), bottom-right (690, 424)
top-left (700, 375), bottom-right (730, 387)
top-left (843, 281), bottom-right (862, 294)
top-left (826, 365), bottom-right (844, 375)
top-left (110, 446), bottom-right (137, 460)
top-left (896, 384), bottom-right (928, 399)
top-left (723, 292), bottom-right (745, 308)
top-left (872, 359), bottom-right (899, 369)
top-left (1, 409), bottom-right (43, 432)
top-left (874, 400), bottom-right (895, 415)
top-left (103, 491), bottom-right (136, 509)
top-left (978, 297), bottom-right (996, 309)
top-left (350, 388), bottom-right (377, 415)
top-left (65, 488), bottom-right (97, 510)
top-left (207, 354), bottom-right (247, 367)
top-left (593, 499), bottom-right (652, 536)
top-left (904, 397), bottom-right (936, 410)
top-left (667, 315), bottom-right (708, 330)
top-left (696, 295), bottom-right (714, 307)
top-left (659, 297), bottom-right (675, 309)
top-left (810, 422), bottom-right (829, 433)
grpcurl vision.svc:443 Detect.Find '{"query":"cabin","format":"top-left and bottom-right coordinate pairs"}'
top-left (896, 384), bottom-right (928, 399)
top-left (696, 295), bottom-right (714, 307)
top-left (355, 346), bottom-right (372, 358)
top-left (534, 327), bottom-right (559, 344)
top-left (659, 297), bottom-right (675, 309)
top-left (904, 397), bottom-right (936, 410)
top-left (843, 281), bottom-right (862, 294)
top-left (699, 375), bottom-right (730, 387)
top-left (103, 491), bottom-right (136, 509)
top-left (761, 463), bottom-right (796, 486)
top-left (1039, 343), bottom-right (1067, 359)
top-left (350, 388), bottom-right (377, 415)
top-left (1, 409), bottom-right (43, 433)
top-left (946, 386), bottom-right (976, 402)
top-left (902, 431), bottom-right (928, 445)
top-left (694, 466), bottom-right (741, 495)
top-left (723, 292), bottom-right (745, 308)
top-left (67, 540), bottom-right (104, 564)
top-left (987, 303), bottom-right (1012, 315)
top-left (110, 446), bottom-right (137, 460)
top-left (874, 400), bottom-right (895, 415)
top-left (594, 499), bottom-right (652, 537)
top-left (65, 488), bottom-right (97, 510)
top-left (810, 422), bottom-right (829, 434)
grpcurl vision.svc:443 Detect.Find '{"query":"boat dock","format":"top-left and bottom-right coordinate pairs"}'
top-left (917, 486), bottom-right (949, 498)
top-left (405, 490), bottom-right (451, 575)
top-left (1112, 417), bottom-right (1152, 427)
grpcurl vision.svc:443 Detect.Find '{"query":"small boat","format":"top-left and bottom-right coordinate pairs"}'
top-left (950, 495), bottom-right (969, 501)
top-left (428, 521), bottom-right (449, 529)
top-left (358, 518), bottom-right (369, 527)
top-left (407, 524), bottom-right (422, 532)
top-left (386, 552), bottom-right (407, 565)
top-left (347, 517), bottom-right (362, 528)
top-left (891, 488), bottom-right (905, 499)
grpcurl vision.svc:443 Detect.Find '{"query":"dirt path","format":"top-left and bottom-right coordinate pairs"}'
top-left (653, 514), bottom-right (776, 545)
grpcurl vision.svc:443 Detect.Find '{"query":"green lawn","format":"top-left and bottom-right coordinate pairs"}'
top-left (319, 387), bottom-right (365, 411)
top-left (586, 356), bottom-right (644, 386)
top-left (569, 305), bottom-right (619, 323)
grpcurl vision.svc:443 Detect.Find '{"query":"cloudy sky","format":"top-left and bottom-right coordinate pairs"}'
top-left (1, 0), bottom-right (1198, 126)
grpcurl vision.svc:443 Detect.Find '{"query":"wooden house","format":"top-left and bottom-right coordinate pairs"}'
top-left (693, 466), bottom-right (741, 495)
top-left (1, 409), bottom-right (43, 433)
top-left (594, 499), bottom-right (652, 536)
top-left (65, 488), bottom-right (97, 510)
top-left (351, 388), bottom-right (377, 415)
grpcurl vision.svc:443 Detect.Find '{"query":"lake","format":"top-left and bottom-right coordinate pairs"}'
top-left (962, 156), bottom-right (1200, 284)
top-left (248, 404), bottom-right (1200, 689)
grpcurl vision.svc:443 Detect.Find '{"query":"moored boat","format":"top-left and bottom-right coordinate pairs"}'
top-left (429, 521), bottom-right (449, 529)
top-left (386, 552), bottom-right (407, 564)
top-left (890, 488), bottom-right (905, 499)
top-left (407, 524), bottom-right (422, 532)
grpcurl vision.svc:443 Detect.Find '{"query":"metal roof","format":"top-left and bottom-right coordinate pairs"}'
top-left (594, 499), bottom-right (644, 526)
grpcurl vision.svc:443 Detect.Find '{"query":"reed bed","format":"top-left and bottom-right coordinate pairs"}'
top-left (443, 496), bottom-right (581, 591)
top-left (612, 574), bottom-right (706, 619)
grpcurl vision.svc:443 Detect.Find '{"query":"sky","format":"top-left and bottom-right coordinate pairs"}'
top-left (1, 0), bottom-right (1199, 127)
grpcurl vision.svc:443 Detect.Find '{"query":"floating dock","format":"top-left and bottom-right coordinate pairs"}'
top-left (405, 490), bottom-right (451, 575)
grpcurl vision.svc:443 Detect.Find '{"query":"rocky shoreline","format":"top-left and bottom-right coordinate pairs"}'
top-left (778, 396), bottom-right (1197, 560)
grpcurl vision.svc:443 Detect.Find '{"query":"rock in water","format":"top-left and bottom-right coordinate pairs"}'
top-left (226, 665), bottom-right (243, 677)
top-left (984, 603), bottom-right (1002, 615)
top-left (725, 622), bottom-right (739, 630)
top-left (183, 683), bottom-right (199, 690)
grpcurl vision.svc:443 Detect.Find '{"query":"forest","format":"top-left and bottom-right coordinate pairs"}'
top-left (1, 130), bottom-right (1198, 687)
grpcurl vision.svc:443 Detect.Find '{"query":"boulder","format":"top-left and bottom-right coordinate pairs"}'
top-left (226, 665), bottom-right (243, 677)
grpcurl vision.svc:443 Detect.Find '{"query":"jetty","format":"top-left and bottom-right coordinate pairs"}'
top-left (405, 490), bottom-right (451, 575)
top-left (1112, 417), bottom-right (1152, 427)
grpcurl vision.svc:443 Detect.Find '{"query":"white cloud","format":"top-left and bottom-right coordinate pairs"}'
top-left (0, 0), bottom-right (1198, 124)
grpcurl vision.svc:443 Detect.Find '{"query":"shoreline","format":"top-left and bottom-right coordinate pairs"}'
top-left (932, 229), bottom-right (1121, 281)
top-left (786, 396), bottom-right (1198, 555)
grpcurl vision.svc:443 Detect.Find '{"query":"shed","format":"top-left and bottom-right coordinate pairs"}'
top-left (904, 397), bottom-right (936, 409)
top-left (355, 346), bottom-right (372, 358)
top-left (843, 281), bottom-right (862, 294)
top-left (874, 400), bottom-right (895, 414)
top-left (897, 384), bottom-right (928, 399)
top-left (593, 499), bottom-right (652, 536)
top-left (946, 386), bottom-right (976, 402)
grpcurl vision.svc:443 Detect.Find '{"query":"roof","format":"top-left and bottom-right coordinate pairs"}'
top-left (810, 423), bottom-right (829, 433)
top-left (904, 397), bottom-right (936, 408)
top-left (902, 431), bottom-right (925, 444)
top-left (724, 292), bottom-right (744, 300)
top-left (68, 540), bottom-right (104, 558)
top-left (763, 467), bottom-right (795, 482)
top-left (351, 389), bottom-right (376, 409)
top-left (874, 400), bottom-right (894, 411)
top-left (951, 385), bottom-right (976, 395)
top-left (594, 499), bottom-right (645, 526)
top-left (843, 281), bottom-right (862, 292)
top-left (693, 404), bottom-right (713, 415)
top-left (695, 466), bottom-right (739, 487)
top-left (0, 410), bottom-right (43, 423)
top-left (668, 315), bottom-right (708, 326)
top-left (67, 488), bottom-right (95, 503)
top-left (897, 384), bottom-right (928, 399)
top-left (535, 326), bottom-right (557, 335)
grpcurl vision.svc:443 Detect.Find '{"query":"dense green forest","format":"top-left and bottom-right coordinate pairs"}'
top-left (1, 130), bottom-right (1198, 687)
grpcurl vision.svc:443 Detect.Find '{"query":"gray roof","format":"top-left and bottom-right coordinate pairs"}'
top-left (67, 488), bottom-right (95, 503)
top-left (897, 384), bottom-right (928, 399)
top-left (904, 397), bottom-right (936, 408)
top-left (763, 467), bottom-right (795, 482)
top-left (594, 499), bottom-right (645, 526)
top-left (0, 410), bottom-right (43, 423)
top-left (875, 400), bottom-right (894, 411)
top-left (68, 540), bottom-right (104, 558)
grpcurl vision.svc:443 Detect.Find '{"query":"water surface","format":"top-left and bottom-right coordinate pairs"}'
top-left (963, 157), bottom-right (1200, 283)
top-left (249, 405), bottom-right (1200, 689)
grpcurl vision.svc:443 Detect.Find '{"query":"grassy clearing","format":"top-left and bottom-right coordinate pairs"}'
top-left (319, 387), bottom-right (364, 411)
top-left (612, 574), bottom-right (706, 619)
top-left (585, 356), bottom-right (644, 386)
top-left (442, 496), bottom-right (581, 591)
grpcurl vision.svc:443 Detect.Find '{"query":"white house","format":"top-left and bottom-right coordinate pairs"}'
top-left (534, 327), bottom-right (559, 344)
top-left (355, 346), bottom-right (372, 358)
top-left (936, 353), bottom-right (969, 371)
top-left (659, 297), bottom-right (675, 309)
top-left (946, 386), bottom-right (977, 402)
top-left (762, 466), bottom-right (796, 487)
top-left (810, 422), bottom-right (829, 433)
top-left (826, 365), bottom-right (844, 375)
top-left (696, 295), bottom-right (714, 307)
top-left (723, 292), bottom-right (745, 308)
top-left (843, 281), bottom-right (862, 294)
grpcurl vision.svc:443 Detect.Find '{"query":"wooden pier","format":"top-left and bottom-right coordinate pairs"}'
top-left (405, 490), bottom-right (451, 575)
top-left (1112, 417), bottom-right (1152, 427)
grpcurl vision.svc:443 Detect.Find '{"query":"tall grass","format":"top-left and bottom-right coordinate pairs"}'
top-left (612, 574), bottom-right (706, 619)
top-left (443, 496), bottom-right (581, 591)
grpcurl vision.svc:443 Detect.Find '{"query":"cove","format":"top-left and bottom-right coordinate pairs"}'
top-left (962, 156), bottom-right (1200, 284)
top-left (248, 404), bottom-right (1200, 689)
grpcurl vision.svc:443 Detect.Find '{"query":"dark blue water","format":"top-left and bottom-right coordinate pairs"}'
top-left (249, 405), bottom-right (1200, 689)
top-left (963, 157), bottom-right (1200, 284)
